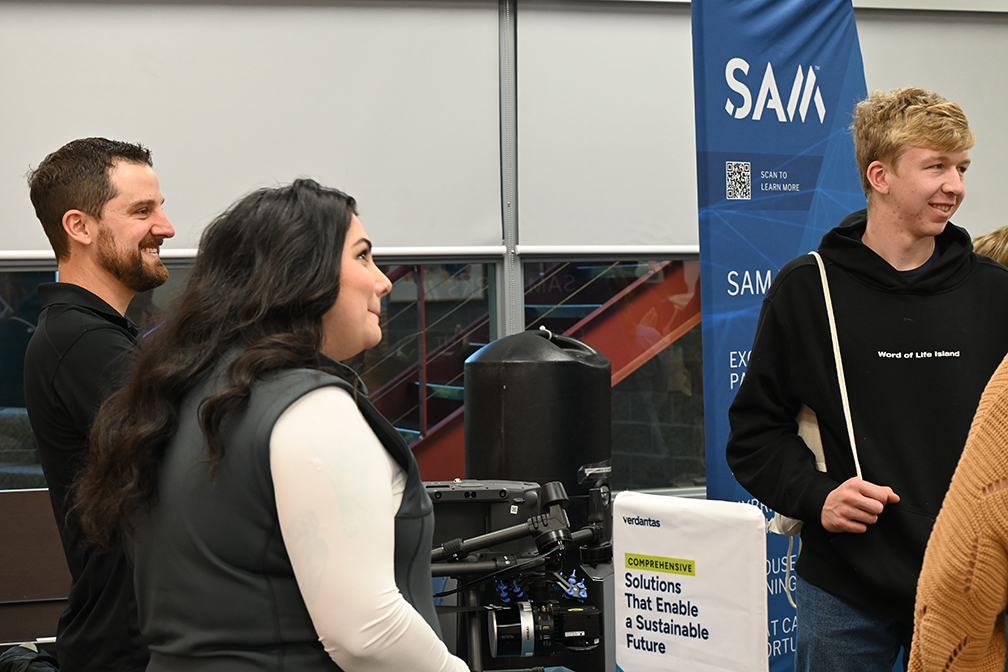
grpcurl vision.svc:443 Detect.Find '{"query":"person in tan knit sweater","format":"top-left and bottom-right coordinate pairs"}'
top-left (973, 226), bottom-right (1008, 267)
top-left (910, 353), bottom-right (1008, 671)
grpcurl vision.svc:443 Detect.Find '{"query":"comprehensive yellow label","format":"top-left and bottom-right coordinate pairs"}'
top-left (625, 553), bottom-right (696, 576)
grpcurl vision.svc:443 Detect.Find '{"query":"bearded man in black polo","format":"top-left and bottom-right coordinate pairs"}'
top-left (24, 138), bottom-right (174, 672)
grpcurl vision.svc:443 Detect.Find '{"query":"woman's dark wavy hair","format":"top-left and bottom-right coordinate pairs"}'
top-left (74, 178), bottom-right (356, 550)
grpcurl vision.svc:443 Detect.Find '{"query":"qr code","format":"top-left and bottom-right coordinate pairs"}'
top-left (726, 161), bottom-right (751, 200)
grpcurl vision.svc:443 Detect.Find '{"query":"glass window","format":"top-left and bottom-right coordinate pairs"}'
top-left (0, 271), bottom-right (54, 489)
top-left (523, 259), bottom-right (704, 491)
top-left (0, 260), bottom-right (493, 488)
top-left (351, 263), bottom-right (494, 444)
top-left (0, 257), bottom-right (700, 492)
top-left (0, 262), bottom-right (193, 490)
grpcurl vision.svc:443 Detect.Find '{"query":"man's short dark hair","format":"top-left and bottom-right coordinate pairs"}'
top-left (28, 138), bottom-right (153, 261)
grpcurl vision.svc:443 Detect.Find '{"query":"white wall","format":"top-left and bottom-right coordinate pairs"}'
top-left (0, 1), bottom-right (1005, 255)
top-left (0, 0), bottom-right (502, 253)
top-left (516, 0), bottom-right (697, 249)
top-left (515, 2), bottom-right (1008, 247)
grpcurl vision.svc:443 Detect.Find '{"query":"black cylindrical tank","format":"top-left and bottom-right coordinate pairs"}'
top-left (464, 328), bottom-right (611, 524)
top-left (463, 329), bottom-right (611, 672)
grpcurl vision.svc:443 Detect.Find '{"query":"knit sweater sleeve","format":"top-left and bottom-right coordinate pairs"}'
top-left (270, 386), bottom-right (469, 672)
top-left (909, 353), bottom-right (1008, 672)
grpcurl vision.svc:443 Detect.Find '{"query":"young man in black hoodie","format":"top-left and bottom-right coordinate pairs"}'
top-left (726, 87), bottom-right (1008, 671)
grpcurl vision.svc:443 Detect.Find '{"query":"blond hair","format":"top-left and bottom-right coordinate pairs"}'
top-left (973, 226), bottom-right (1008, 266)
top-left (850, 87), bottom-right (975, 199)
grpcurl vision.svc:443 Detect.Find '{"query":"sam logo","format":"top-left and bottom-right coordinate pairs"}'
top-left (623, 515), bottom-right (661, 528)
top-left (724, 58), bottom-right (826, 124)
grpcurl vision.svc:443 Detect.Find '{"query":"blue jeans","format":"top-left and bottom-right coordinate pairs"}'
top-left (795, 575), bottom-right (911, 672)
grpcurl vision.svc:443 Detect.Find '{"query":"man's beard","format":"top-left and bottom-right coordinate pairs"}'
top-left (96, 225), bottom-right (169, 293)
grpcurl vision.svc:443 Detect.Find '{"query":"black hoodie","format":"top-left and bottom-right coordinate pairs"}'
top-left (727, 209), bottom-right (1008, 622)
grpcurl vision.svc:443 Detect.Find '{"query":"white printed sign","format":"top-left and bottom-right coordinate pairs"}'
top-left (614, 491), bottom-right (768, 672)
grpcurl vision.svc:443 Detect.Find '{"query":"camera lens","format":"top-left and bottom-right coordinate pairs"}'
top-left (489, 601), bottom-right (603, 658)
top-left (488, 601), bottom-right (555, 658)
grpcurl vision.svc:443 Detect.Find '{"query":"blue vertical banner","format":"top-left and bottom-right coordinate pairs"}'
top-left (693, 0), bottom-right (867, 669)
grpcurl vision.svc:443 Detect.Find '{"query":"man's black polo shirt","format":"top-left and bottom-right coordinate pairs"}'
top-left (24, 282), bottom-right (148, 672)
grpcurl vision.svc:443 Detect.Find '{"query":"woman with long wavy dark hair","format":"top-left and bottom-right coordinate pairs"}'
top-left (73, 179), bottom-right (469, 672)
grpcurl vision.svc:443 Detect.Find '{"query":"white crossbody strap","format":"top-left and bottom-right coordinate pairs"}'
top-left (809, 251), bottom-right (862, 480)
